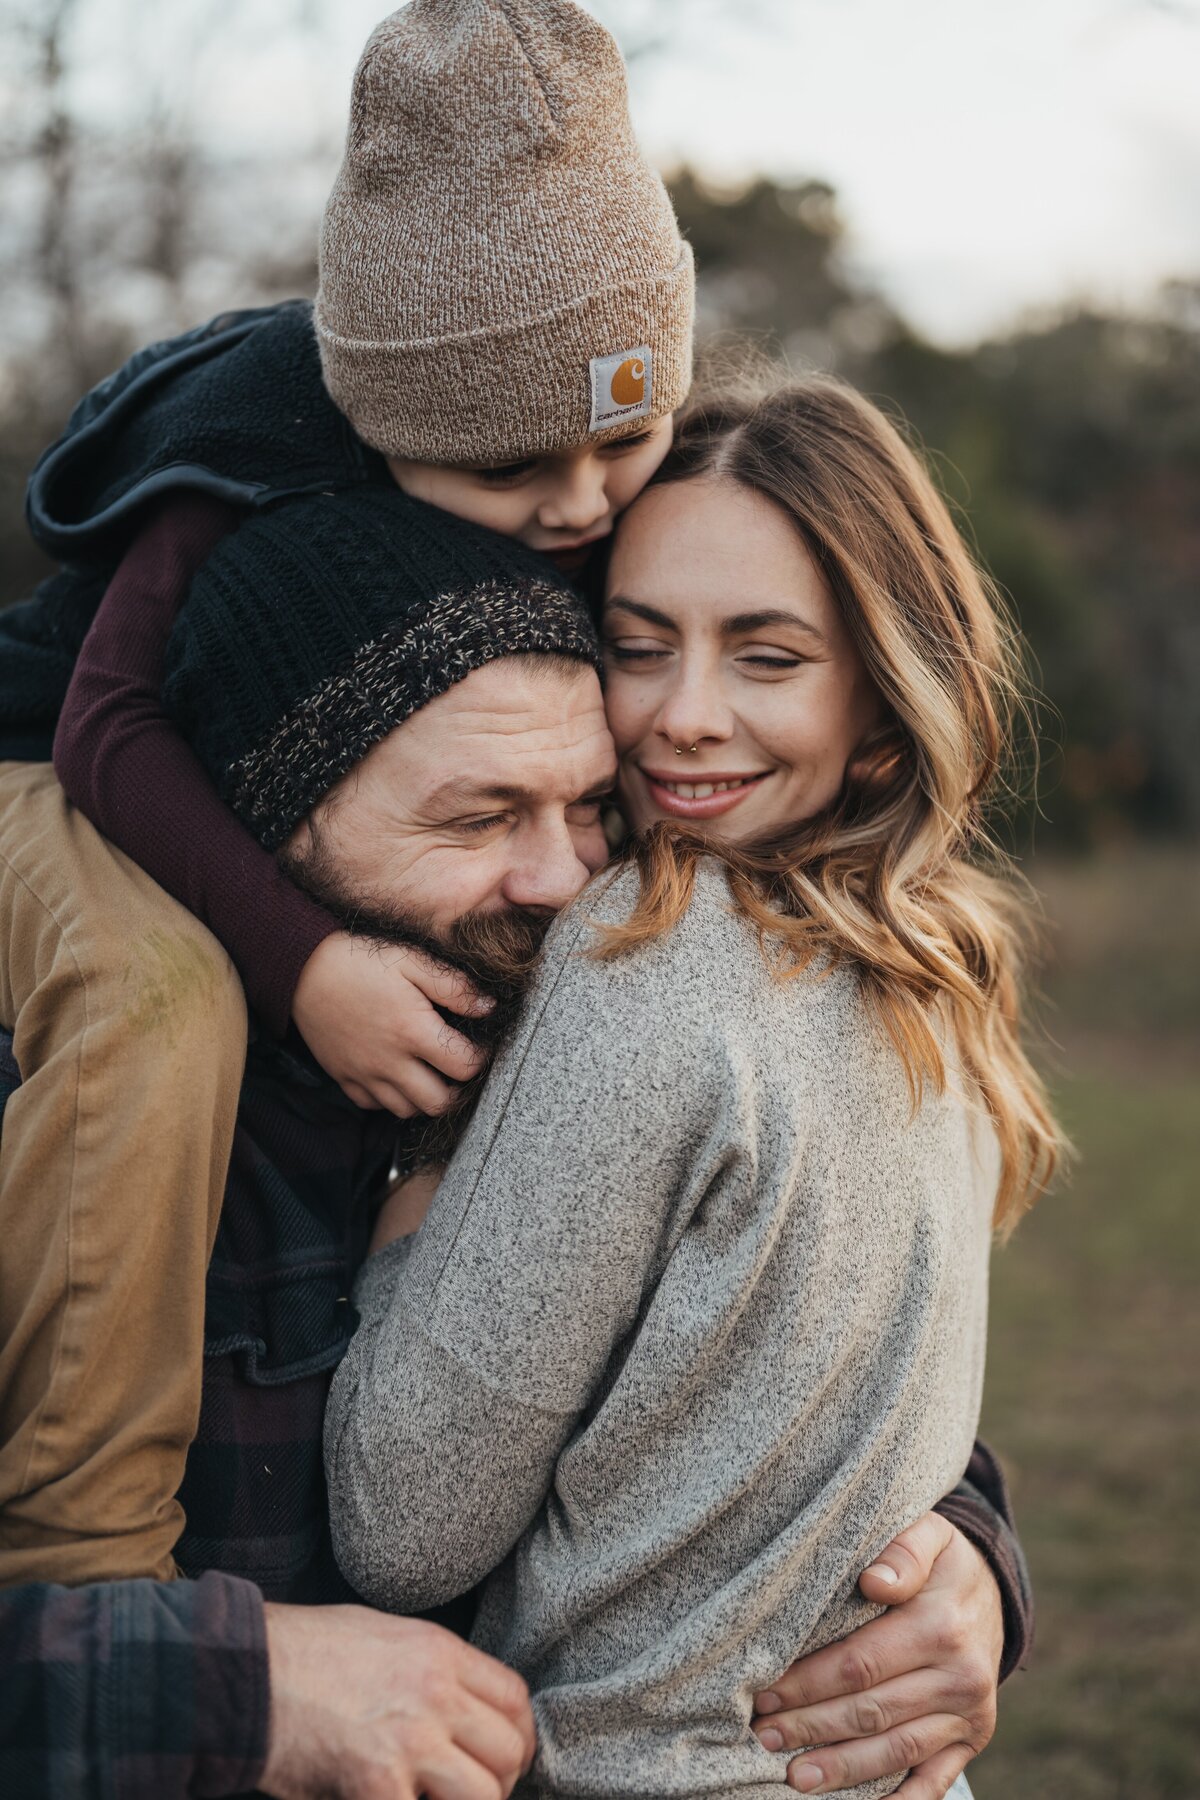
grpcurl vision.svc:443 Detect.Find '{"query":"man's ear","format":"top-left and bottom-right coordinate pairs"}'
top-left (278, 814), bottom-right (315, 866)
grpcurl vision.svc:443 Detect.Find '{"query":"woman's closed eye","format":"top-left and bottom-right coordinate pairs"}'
top-left (735, 647), bottom-right (807, 672)
top-left (604, 635), bottom-right (673, 664)
top-left (604, 637), bottom-right (807, 673)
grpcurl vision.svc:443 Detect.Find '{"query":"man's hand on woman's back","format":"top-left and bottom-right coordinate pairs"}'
top-left (260, 1603), bottom-right (535, 1800)
top-left (752, 1513), bottom-right (1003, 1798)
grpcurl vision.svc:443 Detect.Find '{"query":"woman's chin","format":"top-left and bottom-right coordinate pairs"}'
top-left (623, 803), bottom-right (751, 845)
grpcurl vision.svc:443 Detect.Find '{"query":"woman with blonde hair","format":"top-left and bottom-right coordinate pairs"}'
top-left (325, 372), bottom-right (1065, 1800)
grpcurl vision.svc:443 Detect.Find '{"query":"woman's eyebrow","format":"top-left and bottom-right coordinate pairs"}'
top-left (605, 596), bottom-right (677, 630)
top-left (608, 597), bottom-right (828, 646)
top-left (723, 608), bottom-right (827, 645)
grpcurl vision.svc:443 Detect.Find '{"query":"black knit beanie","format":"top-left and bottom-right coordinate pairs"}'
top-left (163, 486), bottom-right (603, 850)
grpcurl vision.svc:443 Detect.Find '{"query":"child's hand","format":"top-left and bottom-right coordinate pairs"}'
top-left (292, 932), bottom-right (493, 1117)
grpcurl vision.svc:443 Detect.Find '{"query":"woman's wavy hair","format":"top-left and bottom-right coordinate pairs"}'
top-left (595, 365), bottom-right (1067, 1232)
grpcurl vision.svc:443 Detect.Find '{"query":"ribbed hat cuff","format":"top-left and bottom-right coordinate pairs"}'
top-left (224, 577), bottom-right (604, 850)
top-left (316, 244), bottom-right (694, 464)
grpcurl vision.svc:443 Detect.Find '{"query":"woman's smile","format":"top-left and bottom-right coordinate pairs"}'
top-left (604, 475), bottom-right (882, 842)
top-left (634, 767), bottom-right (771, 820)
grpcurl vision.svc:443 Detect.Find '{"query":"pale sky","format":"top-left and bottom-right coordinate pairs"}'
top-left (16, 0), bottom-right (1200, 346)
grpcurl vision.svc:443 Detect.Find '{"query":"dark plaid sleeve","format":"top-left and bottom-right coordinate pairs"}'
top-left (934, 1437), bottom-right (1033, 1681)
top-left (0, 1571), bottom-right (270, 1799)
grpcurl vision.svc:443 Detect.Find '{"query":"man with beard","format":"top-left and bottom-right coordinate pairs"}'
top-left (0, 487), bottom-right (1030, 1798)
top-left (157, 485), bottom-right (617, 1606)
top-left (0, 486), bottom-right (613, 1799)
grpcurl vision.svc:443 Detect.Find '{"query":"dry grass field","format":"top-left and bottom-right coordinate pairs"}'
top-left (971, 847), bottom-right (1200, 1799)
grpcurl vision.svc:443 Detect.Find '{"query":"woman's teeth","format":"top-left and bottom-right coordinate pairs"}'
top-left (656, 777), bottom-right (759, 799)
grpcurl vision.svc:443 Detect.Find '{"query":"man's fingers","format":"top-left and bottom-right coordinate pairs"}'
top-left (753, 1670), bottom-right (959, 1756)
top-left (449, 1692), bottom-right (532, 1792)
top-left (781, 1715), bottom-right (966, 1793)
top-left (402, 953), bottom-right (495, 1019)
top-left (457, 1645), bottom-right (537, 1751)
top-left (418, 1743), bottom-right (506, 1800)
top-left (755, 1608), bottom-right (917, 1714)
top-left (859, 1510), bottom-right (955, 1605)
top-left (893, 1744), bottom-right (974, 1799)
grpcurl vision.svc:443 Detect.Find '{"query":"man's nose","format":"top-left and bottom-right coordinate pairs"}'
top-left (501, 822), bottom-right (593, 913)
top-left (537, 461), bottom-right (608, 534)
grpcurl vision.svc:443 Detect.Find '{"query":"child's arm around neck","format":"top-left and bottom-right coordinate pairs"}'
top-left (52, 491), bottom-right (338, 1035)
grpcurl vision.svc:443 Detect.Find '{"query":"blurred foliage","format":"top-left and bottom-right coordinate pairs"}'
top-left (2, 139), bottom-right (1197, 846)
top-left (0, 16), bottom-right (1196, 1794)
top-left (974, 844), bottom-right (1200, 1796)
top-left (669, 171), bottom-right (1200, 847)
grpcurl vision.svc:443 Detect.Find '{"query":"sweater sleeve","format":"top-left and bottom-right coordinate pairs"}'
top-left (935, 1439), bottom-right (1033, 1681)
top-left (0, 1572), bottom-right (269, 1800)
top-left (325, 901), bottom-right (711, 1613)
top-left (52, 492), bottom-right (338, 1036)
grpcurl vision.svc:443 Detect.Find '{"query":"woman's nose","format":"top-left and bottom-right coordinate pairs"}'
top-left (654, 672), bottom-right (735, 752)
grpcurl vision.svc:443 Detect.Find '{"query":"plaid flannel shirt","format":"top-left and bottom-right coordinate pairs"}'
top-left (0, 1025), bottom-right (1031, 1797)
top-left (172, 1029), bottom-right (394, 1605)
top-left (1, 1022), bottom-right (394, 1798)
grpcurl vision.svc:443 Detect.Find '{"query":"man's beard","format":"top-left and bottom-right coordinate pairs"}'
top-left (279, 828), bottom-right (552, 1162)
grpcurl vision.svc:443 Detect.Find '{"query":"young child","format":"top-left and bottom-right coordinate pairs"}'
top-left (0, 0), bottom-right (693, 1587)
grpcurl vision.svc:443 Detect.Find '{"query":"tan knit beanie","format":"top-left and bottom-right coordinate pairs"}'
top-left (315, 0), bottom-right (694, 464)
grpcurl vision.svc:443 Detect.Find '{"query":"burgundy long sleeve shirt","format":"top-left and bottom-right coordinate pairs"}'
top-left (52, 492), bottom-right (337, 1035)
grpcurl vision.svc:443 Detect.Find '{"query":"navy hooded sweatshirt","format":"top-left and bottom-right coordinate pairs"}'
top-left (3, 300), bottom-right (380, 762)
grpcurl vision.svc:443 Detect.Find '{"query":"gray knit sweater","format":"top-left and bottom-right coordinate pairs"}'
top-left (325, 861), bottom-right (996, 1799)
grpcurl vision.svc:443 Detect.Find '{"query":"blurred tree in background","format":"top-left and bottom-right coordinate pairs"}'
top-left (1, 6), bottom-right (1198, 1796)
top-left (671, 171), bottom-right (1200, 845)
top-left (2, 4), bottom-right (1197, 847)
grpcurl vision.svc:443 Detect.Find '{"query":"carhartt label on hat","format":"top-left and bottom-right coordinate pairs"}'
top-left (589, 347), bottom-right (653, 432)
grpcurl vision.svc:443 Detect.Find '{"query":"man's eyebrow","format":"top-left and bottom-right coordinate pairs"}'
top-left (606, 597), bottom-right (827, 645)
top-left (424, 777), bottom-right (536, 810)
top-left (578, 777), bottom-right (618, 803)
top-left (424, 774), bottom-right (617, 811)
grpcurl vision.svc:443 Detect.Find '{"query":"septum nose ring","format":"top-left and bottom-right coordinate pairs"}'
top-left (674, 743), bottom-right (698, 756)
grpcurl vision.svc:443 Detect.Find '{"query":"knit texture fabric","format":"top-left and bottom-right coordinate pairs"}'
top-left (5, 303), bottom-right (373, 761)
top-left (162, 487), bottom-right (602, 850)
top-left (326, 859), bottom-right (997, 1799)
top-left (315, 0), bottom-right (694, 462)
